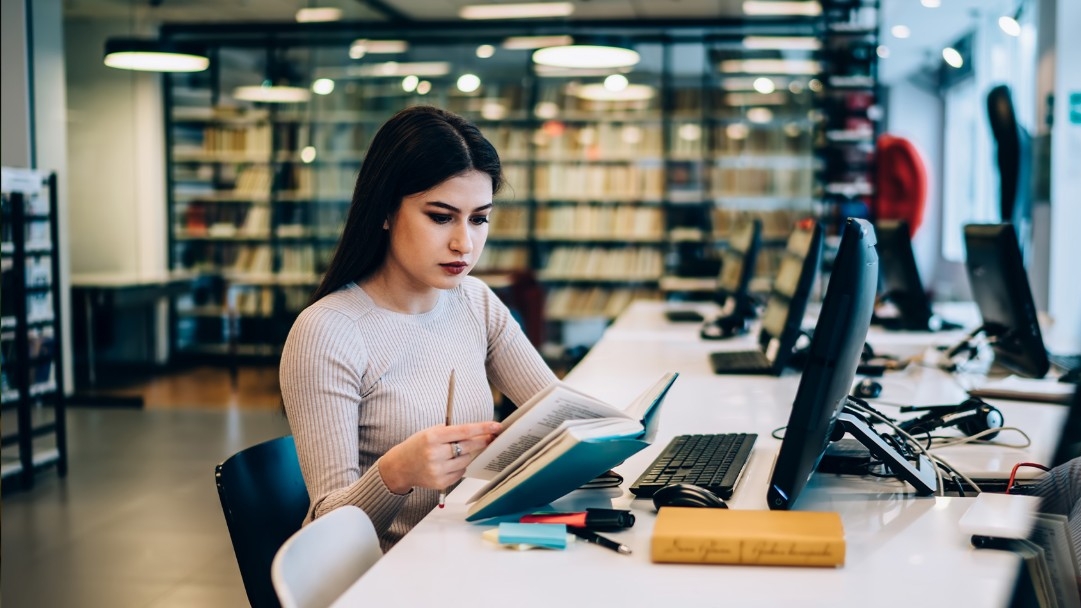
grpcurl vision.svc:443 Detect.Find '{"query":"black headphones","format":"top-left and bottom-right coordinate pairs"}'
top-left (699, 313), bottom-right (751, 340)
top-left (897, 398), bottom-right (1005, 440)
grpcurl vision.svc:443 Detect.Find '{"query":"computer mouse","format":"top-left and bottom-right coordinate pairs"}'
top-left (853, 378), bottom-right (883, 399)
top-left (652, 483), bottom-right (729, 510)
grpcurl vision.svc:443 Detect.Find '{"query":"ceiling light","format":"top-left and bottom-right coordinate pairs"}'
top-left (482, 102), bottom-right (506, 120)
top-left (295, 7), bottom-right (342, 22)
top-left (742, 36), bottom-right (821, 51)
top-left (891, 25), bottom-right (911, 39)
top-left (746, 107), bottom-right (774, 124)
top-left (503, 35), bottom-right (574, 50)
top-left (347, 62), bottom-right (450, 77)
top-left (416, 80), bottom-right (432, 95)
top-left (574, 83), bottom-right (654, 101)
top-left (460, 2), bottom-right (573, 19)
top-left (103, 38), bottom-right (209, 72)
top-left (920, 0), bottom-right (940, 7)
top-left (349, 39), bottom-right (408, 59)
top-left (876, 45), bottom-right (890, 58)
top-left (300, 146), bottom-right (317, 163)
top-left (534, 65), bottom-right (630, 78)
top-left (457, 73), bottom-right (481, 93)
top-left (402, 75), bottom-right (419, 92)
top-left (719, 59), bottom-right (820, 75)
top-left (533, 45), bottom-right (639, 69)
top-left (942, 47), bottom-right (963, 68)
top-left (604, 74), bottom-right (629, 92)
top-left (752, 77), bottom-right (776, 94)
top-left (311, 78), bottom-right (335, 95)
top-left (678, 123), bottom-right (701, 141)
top-left (742, 1), bottom-right (821, 16)
top-left (476, 44), bottom-right (495, 58)
top-left (998, 16), bottom-right (1021, 37)
top-left (234, 84), bottom-right (311, 103)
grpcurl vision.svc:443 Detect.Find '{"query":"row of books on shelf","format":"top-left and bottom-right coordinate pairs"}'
top-left (472, 246), bottom-right (529, 274)
top-left (711, 209), bottom-right (809, 240)
top-left (533, 124), bottom-right (664, 158)
top-left (545, 287), bottom-right (660, 319)
top-left (533, 164), bottom-right (665, 201)
top-left (182, 203), bottom-right (269, 238)
top-left (539, 246), bottom-right (664, 281)
top-left (230, 286), bottom-right (275, 317)
top-left (534, 206), bottom-right (664, 240)
top-left (708, 167), bottom-right (814, 198)
top-left (488, 207), bottom-right (529, 239)
top-left (199, 124), bottom-right (272, 154)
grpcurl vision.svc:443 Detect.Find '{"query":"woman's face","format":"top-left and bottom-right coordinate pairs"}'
top-left (382, 169), bottom-right (493, 295)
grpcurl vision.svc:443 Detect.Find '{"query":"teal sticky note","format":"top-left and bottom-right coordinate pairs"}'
top-left (497, 523), bottom-right (568, 549)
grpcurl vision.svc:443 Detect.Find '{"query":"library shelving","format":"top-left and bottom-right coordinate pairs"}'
top-left (160, 19), bottom-right (844, 355)
top-left (1, 168), bottom-right (68, 489)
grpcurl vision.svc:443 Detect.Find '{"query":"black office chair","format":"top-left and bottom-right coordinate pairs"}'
top-left (215, 435), bottom-right (310, 608)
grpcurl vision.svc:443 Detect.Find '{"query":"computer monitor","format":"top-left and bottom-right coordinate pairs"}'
top-left (716, 218), bottom-right (762, 315)
top-left (873, 219), bottom-right (947, 331)
top-left (767, 218), bottom-right (937, 511)
top-left (962, 223), bottom-right (1050, 378)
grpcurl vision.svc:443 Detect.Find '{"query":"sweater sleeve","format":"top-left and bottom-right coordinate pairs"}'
top-left (279, 305), bottom-right (409, 535)
top-left (462, 278), bottom-right (556, 407)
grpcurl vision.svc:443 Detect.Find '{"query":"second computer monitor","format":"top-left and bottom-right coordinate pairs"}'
top-left (757, 222), bottom-right (821, 368)
top-left (963, 223), bottom-right (1050, 378)
top-left (716, 218), bottom-right (762, 312)
top-left (875, 219), bottom-right (937, 331)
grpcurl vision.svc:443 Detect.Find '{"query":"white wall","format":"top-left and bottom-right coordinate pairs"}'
top-left (64, 18), bottom-right (167, 277)
top-left (1046, 0), bottom-right (1081, 351)
top-left (1, 0), bottom-right (31, 167)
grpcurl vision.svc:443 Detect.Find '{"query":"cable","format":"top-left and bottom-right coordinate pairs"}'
top-left (1006, 461), bottom-right (1050, 494)
top-left (846, 397), bottom-right (945, 495)
top-left (771, 426), bottom-right (786, 440)
top-left (926, 426), bottom-right (1032, 450)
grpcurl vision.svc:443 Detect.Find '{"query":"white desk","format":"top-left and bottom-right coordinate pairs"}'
top-left (332, 301), bottom-right (1069, 608)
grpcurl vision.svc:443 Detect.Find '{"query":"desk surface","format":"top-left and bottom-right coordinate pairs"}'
top-left (332, 301), bottom-right (1069, 607)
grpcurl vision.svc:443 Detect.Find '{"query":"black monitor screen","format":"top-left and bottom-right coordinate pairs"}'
top-left (756, 223), bottom-right (822, 366)
top-left (963, 223), bottom-right (1049, 378)
top-left (875, 219), bottom-right (934, 331)
top-left (718, 219), bottom-right (762, 303)
top-left (767, 218), bottom-right (879, 510)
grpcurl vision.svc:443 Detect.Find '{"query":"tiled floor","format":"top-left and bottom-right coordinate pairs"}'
top-left (1, 369), bottom-right (291, 607)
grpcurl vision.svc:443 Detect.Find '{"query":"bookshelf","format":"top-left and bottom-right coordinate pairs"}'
top-left (1, 168), bottom-right (68, 489)
top-left (161, 22), bottom-right (849, 355)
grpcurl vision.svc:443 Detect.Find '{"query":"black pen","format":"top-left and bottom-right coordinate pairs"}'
top-left (569, 527), bottom-right (632, 555)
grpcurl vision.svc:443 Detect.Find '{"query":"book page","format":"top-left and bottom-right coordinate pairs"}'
top-left (465, 384), bottom-right (626, 480)
top-left (466, 418), bottom-right (639, 503)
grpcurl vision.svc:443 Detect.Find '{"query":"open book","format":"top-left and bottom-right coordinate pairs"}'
top-left (463, 372), bottom-right (679, 521)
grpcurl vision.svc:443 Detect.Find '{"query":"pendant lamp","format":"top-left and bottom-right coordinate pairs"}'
top-left (103, 38), bottom-right (209, 72)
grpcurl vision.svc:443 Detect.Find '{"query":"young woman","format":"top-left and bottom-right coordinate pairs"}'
top-left (280, 106), bottom-right (556, 550)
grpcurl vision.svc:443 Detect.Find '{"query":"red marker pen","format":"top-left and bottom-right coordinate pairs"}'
top-left (519, 508), bottom-right (635, 531)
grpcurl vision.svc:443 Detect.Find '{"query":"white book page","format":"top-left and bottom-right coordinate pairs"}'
top-left (465, 383), bottom-right (626, 480)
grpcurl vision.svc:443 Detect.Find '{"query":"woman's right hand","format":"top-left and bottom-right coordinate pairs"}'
top-left (378, 421), bottom-right (502, 495)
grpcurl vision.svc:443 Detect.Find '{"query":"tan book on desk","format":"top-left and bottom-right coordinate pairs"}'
top-left (651, 508), bottom-right (845, 567)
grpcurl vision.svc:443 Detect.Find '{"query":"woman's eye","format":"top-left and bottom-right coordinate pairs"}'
top-left (470, 215), bottom-right (490, 225)
top-left (428, 214), bottom-right (452, 224)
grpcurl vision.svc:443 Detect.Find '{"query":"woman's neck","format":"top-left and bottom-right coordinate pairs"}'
top-left (359, 270), bottom-right (441, 314)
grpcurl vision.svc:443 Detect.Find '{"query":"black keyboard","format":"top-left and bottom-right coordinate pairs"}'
top-left (1049, 353), bottom-right (1081, 371)
top-left (630, 433), bottom-right (757, 499)
top-left (709, 349), bottom-right (772, 373)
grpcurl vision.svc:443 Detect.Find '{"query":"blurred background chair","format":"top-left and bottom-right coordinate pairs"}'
top-left (271, 505), bottom-right (382, 608)
top-left (215, 435), bottom-right (310, 608)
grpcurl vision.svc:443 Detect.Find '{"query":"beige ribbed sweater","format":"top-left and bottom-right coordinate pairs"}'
top-left (280, 276), bottom-right (556, 550)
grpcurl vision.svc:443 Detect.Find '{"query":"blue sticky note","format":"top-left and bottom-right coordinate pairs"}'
top-left (497, 523), bottom-right (568, 549)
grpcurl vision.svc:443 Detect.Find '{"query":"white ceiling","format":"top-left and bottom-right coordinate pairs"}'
top-left (63, 0), bottom-right (1026, 84)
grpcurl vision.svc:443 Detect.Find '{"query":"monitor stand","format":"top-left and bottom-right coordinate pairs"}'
top-left (834, 403), bottom-right (938, 496)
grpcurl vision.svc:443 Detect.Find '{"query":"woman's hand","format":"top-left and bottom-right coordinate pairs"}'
top-left (379, 421), bottom-right (502, 494)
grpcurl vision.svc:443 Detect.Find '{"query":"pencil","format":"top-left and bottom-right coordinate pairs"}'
top-left (438, 369), bottom-right (456, 508)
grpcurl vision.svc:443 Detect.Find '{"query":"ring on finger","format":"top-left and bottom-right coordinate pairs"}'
top-left (451, 441), bottom-right (463, 459)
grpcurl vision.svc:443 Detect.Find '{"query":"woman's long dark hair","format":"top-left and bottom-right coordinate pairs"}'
top-left (310, 105), bottom-right (504, 304)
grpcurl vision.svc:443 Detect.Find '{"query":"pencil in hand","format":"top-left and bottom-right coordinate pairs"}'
top-left (438, 369), bottom-right (456, 508)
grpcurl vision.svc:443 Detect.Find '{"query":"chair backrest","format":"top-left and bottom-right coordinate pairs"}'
top-left (271, 506), bottom-right (383, 608)
top-left (215, 435), bottom-right (310, 608)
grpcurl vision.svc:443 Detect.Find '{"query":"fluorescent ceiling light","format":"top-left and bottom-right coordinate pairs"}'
top-left (349, 39), bottom-right (409, 59)
top-left (752, 77), bottom-right (775, 94)
top-left (604, 74), bottom-right (629, 92)
top-left (534, 65), bottom-right (630, 77)
top-left (890, 25), bottom-right (911, 39)
top-left (742, 1), bottom-right (821, 16)
top-left (920, 0), bottom-right (940, 7)
top-left (503, 35), bottom-right (573, 50)
top-left (103, 38), bottom-right (208, 72)
top-left (719, 58), bottom-right (820, 75)
top-left (742, 36), bottom-right (821, 51)
top-left (533, 45), bottom-right (639, 69)
top-left (234, 85), bottom-right (311, 103)
top-left (476, 44), bottom-right (495, 58)
top-left (295, 7), bottom-right (342, 22)
top-left (457, 73), bottom-right (481, 93)
top-left (574, 83), bottom-right (654, 101)
top-left (460, 2), bottom-right (573, 20)
top-left (347, 62), bottom-right (451, 77)
top-left (311, 78), bottom-right (335, 95)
